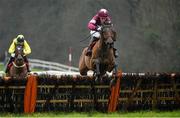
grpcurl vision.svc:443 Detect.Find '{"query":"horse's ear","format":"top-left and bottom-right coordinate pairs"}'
top-left (102, 22), bottom-right (112, 28)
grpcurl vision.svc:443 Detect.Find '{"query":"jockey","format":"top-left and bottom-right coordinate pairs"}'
top-left (86, 8), bottom-right (118, 57)
top-left (5, 34), bottom-right (31, 73)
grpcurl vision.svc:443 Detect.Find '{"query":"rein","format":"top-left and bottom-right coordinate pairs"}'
top-left (80, 31), bottom-right (98, 42)
top-left (13, 62), bottom-right (26, 68)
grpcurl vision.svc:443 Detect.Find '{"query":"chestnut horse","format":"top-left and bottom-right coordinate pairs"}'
top-left (7, 45), bottom-right (28, 79)
top-left (79, 24), bottom-right (118, 84)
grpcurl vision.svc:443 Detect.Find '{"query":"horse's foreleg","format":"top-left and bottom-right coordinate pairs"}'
top-left (110, 62), bottom-right (118, 86)
top-left (94, 59), bottom-right (100, 83)
top-left (114, 62), bottom-right (118, 74)
top-left (79, 51), bottom-right (88, 76)
top-left (95, 59), bottom-right (100, 75)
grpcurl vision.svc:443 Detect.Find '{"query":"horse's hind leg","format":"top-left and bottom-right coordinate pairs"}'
top-left (79, 51), bottom-right (88, 76)
top-left (79, 60), bottom-right (88, 76)
top-left (114, 62), bottom-right (118, 74)
top-left (94, 59), bottom-right (101, 83)
top-left (79, 61), bottom-right (88, 75)
top-left (110, 62), bottom-right (118, 86)
top-left (79, 68), bottom-right (88, 76)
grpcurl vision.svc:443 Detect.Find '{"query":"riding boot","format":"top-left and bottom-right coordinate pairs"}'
top-left (113, 48), bottom-right (118, 58)
top-left (24, 56), bottom-right (31, 72)
top-left (5, 57), bottom-right (14, 73)
top-left (26, 64), bottom-right (31, 72)
top-left (5, 67), bottom-right (9, 73)
top-left (86, 44), bottom-right (94, 56)
top-left (86, 37), bottom-right (98, 56)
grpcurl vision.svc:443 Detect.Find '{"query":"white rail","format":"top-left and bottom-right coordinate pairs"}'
top-left (29, 59), bottom-right (79, 72)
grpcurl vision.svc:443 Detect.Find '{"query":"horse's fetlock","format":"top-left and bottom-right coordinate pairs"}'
top-left (94, 59), bottom-right (100, 64)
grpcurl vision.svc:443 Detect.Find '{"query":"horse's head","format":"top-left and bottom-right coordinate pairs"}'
top-left (14, 45), bottom-right (24, 66)
top-left (100, 23), bottom-right (116, 48)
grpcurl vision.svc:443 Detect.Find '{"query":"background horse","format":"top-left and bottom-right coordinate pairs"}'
top-left (79, 24), bottom-right (118, 84)
top-left (8, 45), bottom-right (28, 79)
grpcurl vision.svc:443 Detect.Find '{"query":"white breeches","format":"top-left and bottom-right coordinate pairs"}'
top-left (90, 31), bottom-right (100, 38)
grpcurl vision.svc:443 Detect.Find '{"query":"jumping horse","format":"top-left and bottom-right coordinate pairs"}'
top-left (3, 44), bottom-right (29, 112)
top-left (79, 23), bottom-right (118, 85)
top-left (7, 44), bottom-right (28, 79)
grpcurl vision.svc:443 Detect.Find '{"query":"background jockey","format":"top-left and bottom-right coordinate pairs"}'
top-left (86, 8), bottom-right (118, 57)
top-left (5, 34), bottom-right (31, 73)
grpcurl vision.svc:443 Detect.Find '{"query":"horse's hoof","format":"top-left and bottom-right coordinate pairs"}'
top-left (100, 78), bottom-right (103, 83)
top-left (27, 72), bottom-right (31, 76)
top-left (110, 79), bottom-right (117, 87)
top-left (97, 88), bottom-right (101, 94)
top-left (3, 76), bottom-right (11, 83)
top-left (0, 78), bottom-right (3, 83)
top-left (95, 77), bottom-right (100, 84)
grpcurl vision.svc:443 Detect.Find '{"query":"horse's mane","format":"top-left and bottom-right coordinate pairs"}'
top-left (102, 23), bottom-right (113, 29)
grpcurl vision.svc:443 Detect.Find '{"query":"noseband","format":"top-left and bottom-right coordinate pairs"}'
top-left (13, 62), bottom-right (26, 68)
top-left (101, 26), bottom-right (115, 48)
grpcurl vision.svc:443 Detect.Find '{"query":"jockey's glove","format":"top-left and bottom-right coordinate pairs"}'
top-left (11, 53), bottom-right (15, 57)
top-left (97, 26), bottom-right (102, 31)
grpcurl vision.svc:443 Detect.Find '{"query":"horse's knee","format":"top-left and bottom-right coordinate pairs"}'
top-left (114, 63), bottom-right (118, 68)
top-left (79, 65), bottom-right (88, 75)
top-left (94, 59), bottom-right (100, 64)
top-left (80, 71), bottom-right (87, 76)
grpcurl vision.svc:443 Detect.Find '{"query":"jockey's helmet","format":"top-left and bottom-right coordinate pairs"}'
top-left (16, 34), bottom-right (24, 43)
top-left (16, 34), bottom-right (25, 46)
top-left (98, 9), bottom-right (109, 18)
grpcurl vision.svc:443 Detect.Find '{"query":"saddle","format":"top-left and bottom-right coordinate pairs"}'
top-left (86, 41), bottom-right (97, 56)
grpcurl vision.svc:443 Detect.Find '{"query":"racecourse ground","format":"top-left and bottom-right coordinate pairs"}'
top-left (1, 110), bottom-right (180, 117)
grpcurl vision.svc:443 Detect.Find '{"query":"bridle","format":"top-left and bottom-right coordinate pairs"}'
top-left (101, 25), bottom-right (115, 48)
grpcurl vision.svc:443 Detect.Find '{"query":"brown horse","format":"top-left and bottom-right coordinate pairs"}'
top-left (7, 45), bottom-right (28, 79)
top-left (79, 24), bottom-right (118, 84)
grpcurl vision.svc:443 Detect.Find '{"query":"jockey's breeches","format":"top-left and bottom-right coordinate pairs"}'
top-left (90, 30), bottom-right (100, 38)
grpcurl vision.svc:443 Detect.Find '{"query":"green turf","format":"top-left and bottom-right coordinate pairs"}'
top-left (0, 63), bottom-right (5, 71)
top-left (0, 110), bottom-right (180, 117)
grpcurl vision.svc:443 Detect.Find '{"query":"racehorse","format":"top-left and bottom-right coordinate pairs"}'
top-left (7, 45), bottom-right (28, 79)
top-left (3, 45), bottom-right (29, 112)
top-left (79, 24), bottom-right (118, 85)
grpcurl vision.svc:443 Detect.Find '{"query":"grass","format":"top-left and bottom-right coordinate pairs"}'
top-left (0, 63), bottom-right (5, 71)
top-left (0, 110), bottom-right (180, 117)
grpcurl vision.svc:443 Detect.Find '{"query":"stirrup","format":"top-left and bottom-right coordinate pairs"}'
top-left (114, 52), bottom-right (118, 58)
top-left (5, 67), bottom-right (10, 74)
top-left (86, 49), bottom-right (92, 56)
